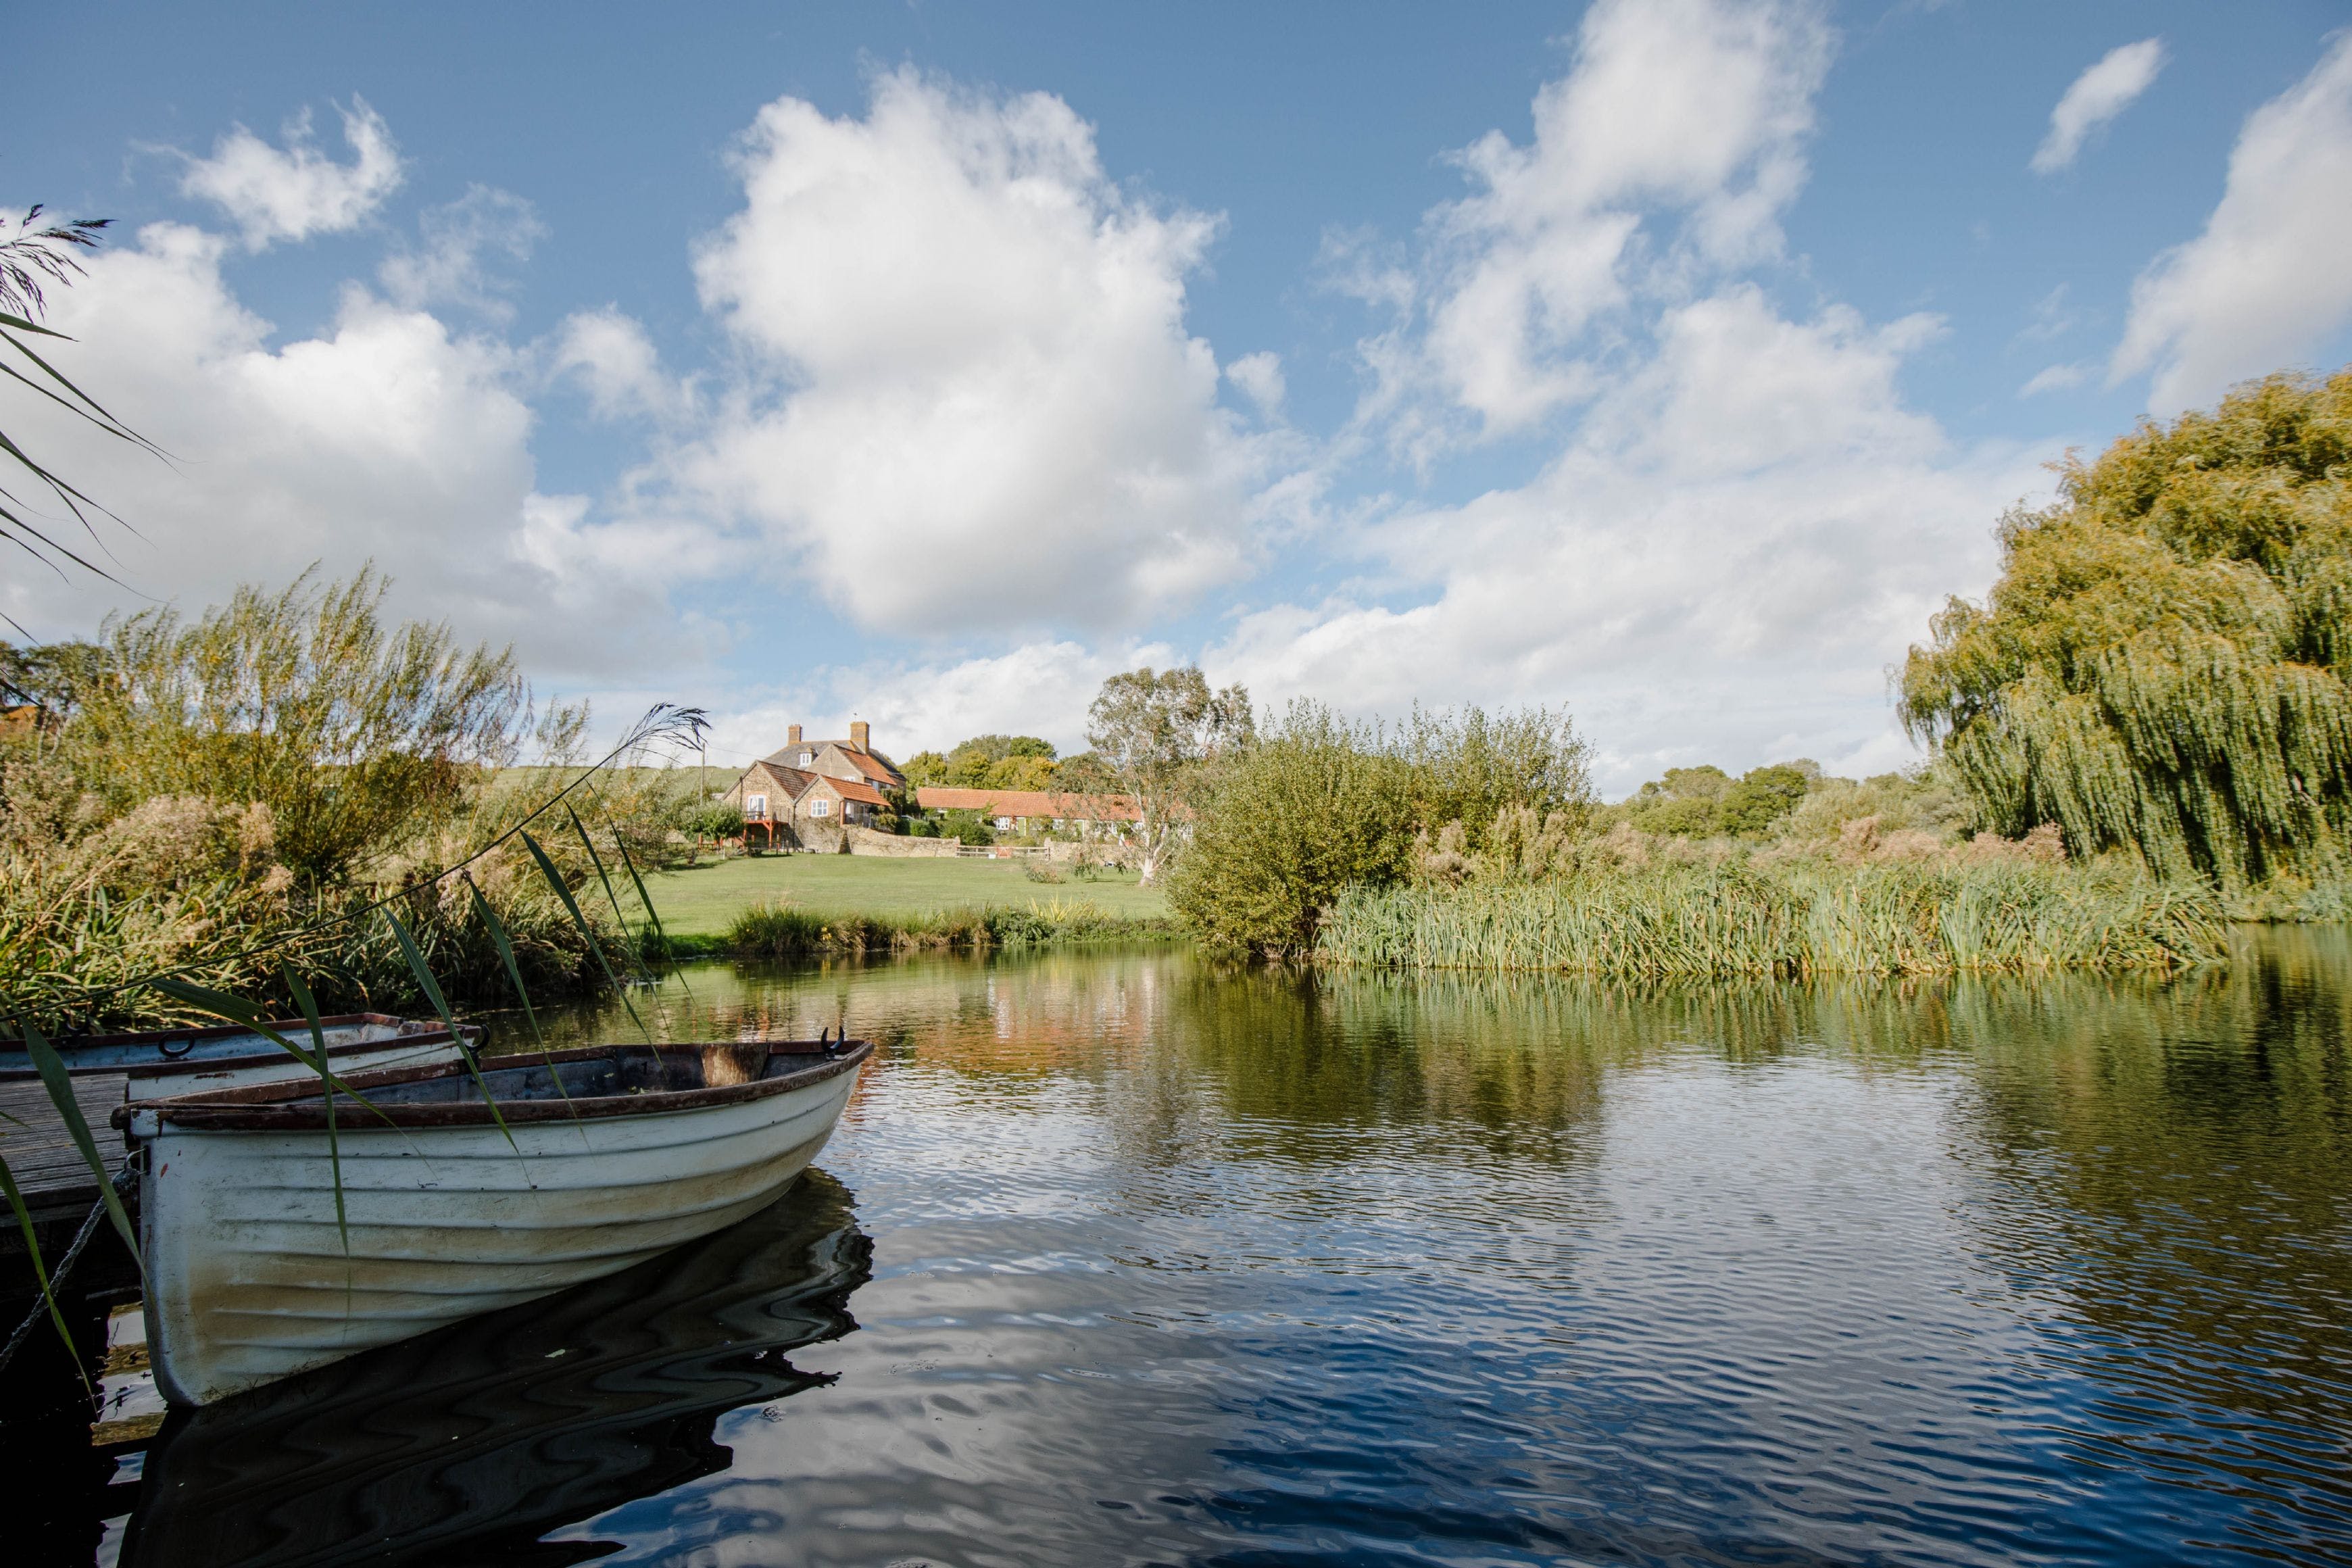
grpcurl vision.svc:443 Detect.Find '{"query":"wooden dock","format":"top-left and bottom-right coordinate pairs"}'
top-left (1, 1073), bottom-right (134, 1231)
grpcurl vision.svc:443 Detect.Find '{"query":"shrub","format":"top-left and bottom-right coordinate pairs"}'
top-left (1169, 701), bottom-right (1415, 957)
top-left (936, 808), bottom-right (995, 846)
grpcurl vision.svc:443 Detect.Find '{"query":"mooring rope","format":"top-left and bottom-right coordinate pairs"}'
top-left (0, 1156), bottom-right (140, 1383)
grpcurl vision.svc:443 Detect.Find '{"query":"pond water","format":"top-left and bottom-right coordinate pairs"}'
top-left (94, 928), bottom-right (2352, 1565)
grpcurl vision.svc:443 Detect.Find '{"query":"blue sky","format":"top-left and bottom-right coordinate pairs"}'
top-left (11, 1), bottom-right (2351, 791)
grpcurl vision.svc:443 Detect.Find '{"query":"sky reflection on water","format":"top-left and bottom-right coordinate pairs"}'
top-left (118, 928), bottom-right (2352, 1566)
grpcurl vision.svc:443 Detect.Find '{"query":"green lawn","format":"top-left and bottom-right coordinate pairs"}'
top-left (639, 854), bottom-right (1171, 937)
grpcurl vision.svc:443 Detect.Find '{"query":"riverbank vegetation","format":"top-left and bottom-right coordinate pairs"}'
top-left (0, 568), bottom-right (685, 1029)
top-left (1165, 696), bottom-right (2215, 972)
top-left (723, 896), bottom-right (1174, 958)
top-left (1160, 370), bottom-right (2348, 971)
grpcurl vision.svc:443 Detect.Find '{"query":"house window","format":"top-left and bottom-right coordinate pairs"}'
top-left (799, 751), bottom-right (814, 766)
top-left (745, 793), bottom-right (767, 818)
top-left (995, 816), bottom-right (1014, 831)
top-left (810, 798), bottom-right (830, 816)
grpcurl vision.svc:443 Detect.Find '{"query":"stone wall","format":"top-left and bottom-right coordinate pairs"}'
top-left (846, 826), bottom-right (959, 857)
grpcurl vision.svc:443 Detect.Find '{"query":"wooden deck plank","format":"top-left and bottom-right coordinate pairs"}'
top-left (0, 1075), bottom-right (134, 1227)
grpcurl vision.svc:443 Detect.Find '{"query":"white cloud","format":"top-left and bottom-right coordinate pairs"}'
top-left (0, 220), bottom-right (690, 676)
top-left (673, 69), bottom-right (1273, 637)
top-left (2019, 362), bottom-right (2089, 396)
top-left (2032, 39), bottom-right (2165, 174)
top-left (2112, 34), bottom-right (2352, 412)
top-left (705, 638), bottom-right (1169, 765)
top-left (378, 185), bottom-right (546, 321)
top-left (1196, 2), bottom-right (2051, 793)
top-left (1225, 351), bottom-right (1286, 418)
top-left (1213, 288), bottom-right (2040, 791)
top-left (176, 99), bottom-right (404, 249)
top-left (549, 308), bottom-right (693, 423)
top-left (1407, 0), bottom-right (1832, 439)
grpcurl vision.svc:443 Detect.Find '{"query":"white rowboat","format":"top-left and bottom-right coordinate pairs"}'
top-left (116, 1035), bottom-right (872, 1406)
top-left (2, 1012), bottom-right (479, 1092)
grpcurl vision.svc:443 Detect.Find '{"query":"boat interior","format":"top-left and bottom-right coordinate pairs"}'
top-left (317, 1041), bottom-right (854, 1108)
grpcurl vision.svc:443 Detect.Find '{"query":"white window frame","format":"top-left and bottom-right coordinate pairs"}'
top-left (745, 793), bottom-right (767, 817)
top-left (810, 798), bottom-right (830, 817)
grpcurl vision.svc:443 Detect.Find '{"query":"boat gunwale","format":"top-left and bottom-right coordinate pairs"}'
top-left (118, 1025), bottom-right (483, 1087)
top-left (114, 1038), bottom-right (874, 1133)
top-left (0, 1012), bottom-right (452, 1082)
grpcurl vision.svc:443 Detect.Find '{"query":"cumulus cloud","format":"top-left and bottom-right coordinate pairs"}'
top-left (706, 637), bottom-right (1168, 764)
top-left (1225, 351), bottom-right (1286, 418)
top-left (2112, 34), bottom-right (2352, 412)
top-left (1216, 289), bottom-right (2038, 789)
top-left (2032, 39), bottom-right (2165, 174)
top-left (1211, 0), bottom-right (2046, 791)
top-left (549, 308), bottom-right (693, 423)
top-left (0, 220), bottom-right (689, 676)
top-left (1405, 0), bottom-right (1832, 439)
top-left (673, 68), bottom-right (1272, 637)
top-left (176, 99), bottom-right (404, 249)
top-left (378, 185), bottom-right (546, 321)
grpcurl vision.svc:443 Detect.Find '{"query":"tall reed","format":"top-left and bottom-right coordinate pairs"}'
top-left (725, 898), bottom-right (1173, 959)
top-left (1316, 860), bottom-right (2226, 977)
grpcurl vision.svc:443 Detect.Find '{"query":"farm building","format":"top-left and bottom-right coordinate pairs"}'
top-left (721, 722), bottom-right (903, 850)
top-left (914, 787), bottom-right (1140, 837)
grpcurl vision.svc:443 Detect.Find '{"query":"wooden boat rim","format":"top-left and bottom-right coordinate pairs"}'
top-left (1, 1011), bottom-right (405, 1052)
top-left (0, 1014), bottom-right (470, 1083)
top-left (114, 1038), bottom-right (875, 1133)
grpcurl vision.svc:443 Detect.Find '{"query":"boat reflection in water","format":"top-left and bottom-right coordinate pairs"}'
top-left (119, 1170), bottom-right (871, 1568)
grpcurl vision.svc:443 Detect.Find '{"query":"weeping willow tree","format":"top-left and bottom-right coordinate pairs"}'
top-left (1899, 369), bottom-right (2351, 887)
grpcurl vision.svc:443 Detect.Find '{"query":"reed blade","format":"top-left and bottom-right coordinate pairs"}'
top-left (14, 1017), bottom-right (139, 1273)
top-left (607, 812), bottom-right (687, 992)
top-left (567, 806), bottom-right (646, 979)
top-left (281, 968), bottom-right (349, 1265)
top-left (521, 829), bottom-right (653, 1045)
top-left (146, 980), bottom-right (397, 1129)
top-left (383, 909), bottom-right (522, 1154)
top-left (464, 871), bottom-right (542, 1048)
top-left (0, 1154), bottom-right (82, 1378)
top-left (464, 871), bottom-right (584, 1126)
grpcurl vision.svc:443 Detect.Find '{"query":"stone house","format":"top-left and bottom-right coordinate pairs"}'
top-left (722, 722), bottom-right (904, 851)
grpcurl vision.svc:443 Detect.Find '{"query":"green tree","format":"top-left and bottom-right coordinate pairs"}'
top-left (1169, 701), bottom-right (1415, 956)
top-left (1087, 666), bottom-right (1253, 884)
top-left (1718, 764), bottom-right (1811, 836)
top-left (1900, 368), bottom-right (2352, 884)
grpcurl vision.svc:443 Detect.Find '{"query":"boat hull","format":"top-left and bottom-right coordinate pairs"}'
top-left (130, 1048), bottom-right (866, 1406)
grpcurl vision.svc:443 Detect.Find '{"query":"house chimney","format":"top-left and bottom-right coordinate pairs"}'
top-left (850, 720), bottom-right (871, 752)
top-left (787, 724), bottom-right (802, 744)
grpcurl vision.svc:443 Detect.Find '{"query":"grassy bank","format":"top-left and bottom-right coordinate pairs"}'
top-left (1316, 859), bottom-right (2227, 977)
top-left (722, 895), bottom-right (1175, 958)
top-left (640, 854), bottom-right (1170, 939)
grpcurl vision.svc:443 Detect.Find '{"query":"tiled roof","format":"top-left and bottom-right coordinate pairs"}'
top-left (760, 740), bottom-right (904, 785)
top-left (811, 775), bottom-right (891, 808)
top-left (839, 749), bottom-right (902, 785)
top-left (914, 787), bottom-right (1140, 821)
top-left (731, 761), bottom-right (814, 800)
